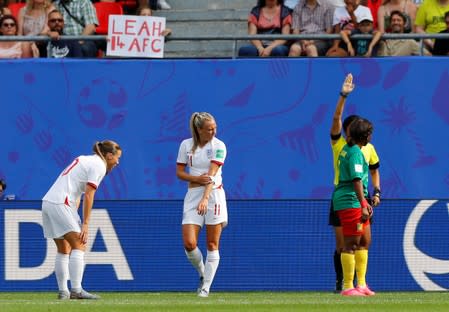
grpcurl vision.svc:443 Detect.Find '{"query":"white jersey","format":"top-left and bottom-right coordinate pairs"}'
top-left (43, 154), bottom-right (106, 208)
top-left (333, 5), bottom-right (372, 27)
top-left (177, 137), bottom-right (226, 188)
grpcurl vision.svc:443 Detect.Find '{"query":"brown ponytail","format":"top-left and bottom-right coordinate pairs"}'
top-left (189, 112), bottom-right (215, 153)
top-left (92, 140), bottom-right (121, 161)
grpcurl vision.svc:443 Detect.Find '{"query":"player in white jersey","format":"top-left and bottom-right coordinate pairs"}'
top-left (42, 140), bottom-right (122, 300)
top-left (176, 112), bottom-right (227, 298)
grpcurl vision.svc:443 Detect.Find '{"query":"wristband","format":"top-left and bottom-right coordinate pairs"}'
top-left (373, 187), bottom-right (381, 198)
top-left (340, 91), bottom-right (348, 98)
top-left (208, 175), bottom-right (216, 185)
top-left (361, 199), bottom-right (369, 208)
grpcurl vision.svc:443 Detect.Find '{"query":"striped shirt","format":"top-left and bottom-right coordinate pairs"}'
top-left (54, 0), bottom-right (98, 35)
top-left (292, 0), bottom-right (334, 33)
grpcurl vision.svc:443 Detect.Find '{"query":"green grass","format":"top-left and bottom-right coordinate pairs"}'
top-left (2, 292), bottom-right (449, 311)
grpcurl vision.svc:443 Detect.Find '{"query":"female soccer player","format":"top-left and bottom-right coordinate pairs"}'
top-left (333, 118), bottom-right (375, 296)
top-left (176, 112), bottom-right (228, 298)
top-left (42, 140), bottom-right (122, 299)
top-left (329, 74), bottom-right (380, 294)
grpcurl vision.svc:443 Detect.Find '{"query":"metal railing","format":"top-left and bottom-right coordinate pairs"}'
top-left (1, 33), bottom-right (448, 58)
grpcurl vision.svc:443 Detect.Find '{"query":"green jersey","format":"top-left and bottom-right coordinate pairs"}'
top-left (332, 144), bottom-right (368, 211)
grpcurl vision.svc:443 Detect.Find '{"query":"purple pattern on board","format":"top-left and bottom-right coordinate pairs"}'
top-left (310, 186), bottom-right (333, 199)
top-left (8, 152), bottom-right (19, 163)
top-left (432, 70), bottom-right (449, 125)
top-left (269, 59), bottom-right (290, 79)
top-left (52, 146), bottom-right (72, 169)
top-left (108, 83), bottom-right (127, 108)
top-left (380, 97), bottom-right (415, 134)
top-left (155, 165), bottom-right (176, 186)
top-left (138, 61), bottom-right (176, 98)
top-left (382, 62), bottom-right (410, 90)
top-left (24, 72), bottom-right (35, 84)
top-left (78, 104), bottom-right (107, 128)
top-left (341, 59), bottom-right (382, 87)
top-left (16, 113), bottom-right (34, 134)
top-left (225, 83), bottom-right (255, 107)
top-left (107, 111), bottom-right (127, 130)
top-left (289, 169), bottom-right (300, 181)
top-left (33, 130), bottom-right (53, 151)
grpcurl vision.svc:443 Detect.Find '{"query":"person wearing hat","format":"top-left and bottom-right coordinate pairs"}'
top-left (326, 0), bottom-right (373, 56)
top-left (340, 10), bottom-right (383, 56)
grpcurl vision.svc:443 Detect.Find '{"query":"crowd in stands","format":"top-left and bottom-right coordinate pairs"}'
top-left (238, 0), bottom-right (449, 57)
top-left (0, 0), bottom-right (172, 58)
top-left (0, 0), bottom-right (449, 58)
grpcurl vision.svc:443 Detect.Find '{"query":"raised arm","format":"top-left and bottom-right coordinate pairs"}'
top-left (330, 73), bottom-right (355, 142)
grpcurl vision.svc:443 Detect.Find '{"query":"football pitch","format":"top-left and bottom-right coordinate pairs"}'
top-left (2, 292), bottom-right (449, 311)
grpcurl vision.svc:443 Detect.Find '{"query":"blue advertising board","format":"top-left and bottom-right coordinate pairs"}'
top-left (1, 199), bottom-right (448, 291)
top-left (1, 58), bottom-right (449, 200)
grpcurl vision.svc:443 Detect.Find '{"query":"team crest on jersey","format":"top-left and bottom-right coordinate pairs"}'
top-left (207, 149), bottom-right (213, 159)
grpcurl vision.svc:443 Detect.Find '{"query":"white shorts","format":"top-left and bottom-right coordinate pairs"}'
top-left (42, 201), bottom-right (81, 239)
top-left (182, 186), bottom-right (228, 228)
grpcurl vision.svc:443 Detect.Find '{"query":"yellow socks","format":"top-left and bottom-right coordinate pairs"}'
top-left (341, 252), bottom-right (355, 290)
top-left (355, 249), bottom-right (368, 287)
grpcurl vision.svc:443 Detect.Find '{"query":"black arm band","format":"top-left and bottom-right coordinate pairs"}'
top-left (340, 91), bottom-right (348, 98)
top-left (373, 187), bottom-right (381, 198)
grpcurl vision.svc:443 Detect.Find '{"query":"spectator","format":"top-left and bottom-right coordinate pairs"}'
top-left (0, 3), bottom-right (11, 18)
top-left (137, 5), bottom-right (171, 36)
top-left (341, 10), bottom-right (382, 56)
top-left (327, 0), bottom-right (373, 56)
top-left (138, 0), bottom-right (171, 10)
top-left (285, 0), bottom-right (299, 9)
top-left (415, 0), bottom-right (449, 51)
top-left (44, 9), bottom-right (82, 58)
top-left (18, 0), bottom-right (55, 35)
top-left (431, 11), bottom-right (449, 54)
top-left (53, 0), bottom-right (98, 57)
top-left (288, 0), bottom-right (334, 57)
top-left (378, 10), bottom-right (431, 55)
top-left (0, 179), bottom-right (17, 200)
top-left (0, 179), bottom-right (6, 200)
top-left (287, 0), bottom-right (344, 9)
top-left (0, 15), bottom-right (34, 58)
top-left (363, 0), bottom-right (382, 28)
top-left (376, 0), bottom-right (417, 33)
top-left (17, 0), bottom-right (55, 57)
top-left (238, 0), bottom-right (292, 58)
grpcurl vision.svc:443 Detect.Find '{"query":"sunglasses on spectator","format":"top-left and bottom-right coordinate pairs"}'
top-left (2, 23), bottom-right (16, 27)
top-left (49, 18), bottom-right (63, 23)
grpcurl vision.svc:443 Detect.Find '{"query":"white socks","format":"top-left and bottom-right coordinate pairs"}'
top-left (202, 250), bottom-right (220, 292)
top-left (185, 247), bottom-right (205, 277)
top-left (55, 253), bottom-right (69, 292)
top-left (69, 249), bottom-right (85, 292)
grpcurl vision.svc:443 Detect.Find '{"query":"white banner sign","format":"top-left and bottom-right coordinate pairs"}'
top-left (106, 15), bottom-right (166, 58)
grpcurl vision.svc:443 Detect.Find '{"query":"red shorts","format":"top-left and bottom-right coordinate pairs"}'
top-left (337, 208), bottom-right (369, 236)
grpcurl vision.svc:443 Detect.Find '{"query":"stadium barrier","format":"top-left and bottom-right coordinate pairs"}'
top-left (1, 33), bottom-right (448, 57)
top-left (1, 199), bottom-right (448, 292)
